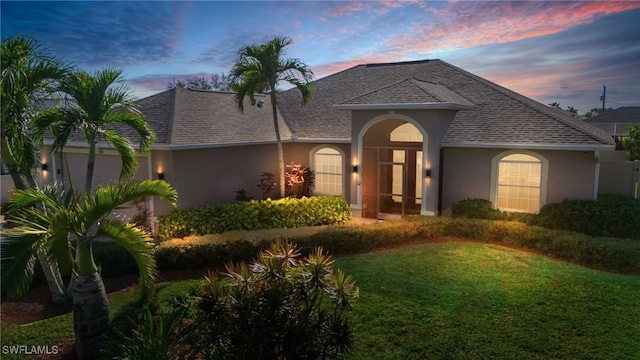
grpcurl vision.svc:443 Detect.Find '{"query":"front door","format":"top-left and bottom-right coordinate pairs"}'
top-left (362, 147), bottom-right (422, 219)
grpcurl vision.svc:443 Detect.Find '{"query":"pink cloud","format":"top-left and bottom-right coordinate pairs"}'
top-left (385, 1), bottom-right (640, 54)
top-left (330, 0), bottom-right (404, 17)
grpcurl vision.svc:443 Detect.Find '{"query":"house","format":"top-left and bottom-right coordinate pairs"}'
top-left (36, 59), bottom-right (615, 219)
top-left (584, 106), bottom-right (640, 144)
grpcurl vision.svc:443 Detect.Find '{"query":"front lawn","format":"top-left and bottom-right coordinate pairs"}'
top-left (2, 241), bottom-right (639, 359)
top-left (336, 241), bottom-right (640, 359)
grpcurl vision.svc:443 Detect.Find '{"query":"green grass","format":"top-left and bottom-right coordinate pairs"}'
top-left (335, 242), bottom-right (640, 359)
top-left (2, 243), bottom-right (639, 359)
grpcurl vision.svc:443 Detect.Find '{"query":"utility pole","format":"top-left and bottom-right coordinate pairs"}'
top-left (600, 84), bottom-right (606, 112)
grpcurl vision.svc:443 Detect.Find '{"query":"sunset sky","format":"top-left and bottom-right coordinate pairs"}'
top-left (2, 1), bottom-right (639, 114)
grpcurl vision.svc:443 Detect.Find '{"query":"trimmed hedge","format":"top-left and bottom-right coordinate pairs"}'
top-left (154, 217), bottom-right (640, 275)
top-left (452, 196), bottom-right (640, 240)
top-left (157, 196), bottom-right (351, 240)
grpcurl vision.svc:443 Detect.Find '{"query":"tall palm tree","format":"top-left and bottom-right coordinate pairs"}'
top-left (43, 68), bottom-right (156, 193)
top-left (1, 35), bottom-right (70, 301)
top-left (230, 36), bottom-right (313, 198)
top-left (1, 180), bottom-right (177, 359)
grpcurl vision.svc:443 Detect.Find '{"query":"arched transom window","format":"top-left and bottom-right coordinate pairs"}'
top-left (390, 123), bottom-right (423, 142)
top-left (313, 147), bottom-right (343, 195)
top-left (496, 153), bottom-right (544, 213)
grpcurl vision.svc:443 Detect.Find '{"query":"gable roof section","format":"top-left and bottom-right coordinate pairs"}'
top-left (278, 59), bottom-right (614, 150)
top-left (333, 78), bottom-right (475, 110)
top-left (127, 88), bottom-right (291, 149)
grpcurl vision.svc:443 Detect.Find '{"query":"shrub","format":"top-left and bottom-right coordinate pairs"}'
top-left (452, 196), bottom-right (640, 240)
top-left (452, 198), bottom-right (500, 220)
top-left (158, 196), bottom-right (351, 240)
top-left (190, 241), bottom-right (357, 359)
top-left (154, 217), bottom-right (640, 275)
top-left (537, 195), bottom-right (640, 239)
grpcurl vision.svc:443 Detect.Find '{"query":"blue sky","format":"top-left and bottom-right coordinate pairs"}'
top-left (2, 0), bottom-right (639, 114)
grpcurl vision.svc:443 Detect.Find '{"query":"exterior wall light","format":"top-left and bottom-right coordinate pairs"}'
top-left (157, 172), bottom-right (165, 180)
top-left (425, 168), bottom-right (432, 178)
top-left (41, 163), bottom-right (48, 171)
top-left (352, 165), bottom-right (358, 173)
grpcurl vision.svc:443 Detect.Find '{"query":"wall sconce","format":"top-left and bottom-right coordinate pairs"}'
top-left (157, 172), bottom-right (165, 180)
top-left (425, 168), bottom-right (432, 178)
top-left (41, 163), bottom-right (48, 171)
top-left (352, 165), bottom-right (358, 173)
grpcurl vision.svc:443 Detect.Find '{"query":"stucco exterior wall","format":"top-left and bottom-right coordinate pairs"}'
top-left (441, 147), bottom-right (597, 215)
top-left (167, 142), bottom-right (350, 212)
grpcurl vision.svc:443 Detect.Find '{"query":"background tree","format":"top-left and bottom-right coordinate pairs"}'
top-left (167, 72), bottom-right (231, 91)
top-left (230, 36), bottom-right (313, 197)
top-left (1, 180), bottom-right (177, 359)
top-left (43, 68), bottom-right (156, 193)
top-left (622, 125), bottom-right (640, 160)
top-left (1, 35), bottom-right (69, 301)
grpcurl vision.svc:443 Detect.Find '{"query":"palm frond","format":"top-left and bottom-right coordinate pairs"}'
top-left (107, 112), bottom-right (156, 151)
top-left (0, 230), bottom-right (44, 299)
top-left (83, 180), bottom-right (177, 229)
top-left (94, 218), bottom-right (157, 304)
top-left (103, 130), bottom-right (137, 180)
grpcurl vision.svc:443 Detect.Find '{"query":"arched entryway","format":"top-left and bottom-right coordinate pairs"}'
top-left (360, 118), bottom-right (427, 219)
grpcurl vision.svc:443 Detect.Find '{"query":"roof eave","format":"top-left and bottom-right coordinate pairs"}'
top-left (443, 141), bottom-right (616, 151)
top-left (331, 102), bottom-right (475, 111)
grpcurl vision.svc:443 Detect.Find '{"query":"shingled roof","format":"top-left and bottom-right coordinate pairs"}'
top-left (278, 59), bottom-right (614, 149)
top-left (126, 87), bottom-right (289, 148)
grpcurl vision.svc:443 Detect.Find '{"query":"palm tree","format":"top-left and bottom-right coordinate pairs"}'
top-left (43, 68), bottom-right (156, 193)
top-left (1, 180), bottom-right (177, 359)
top-left (230, 36), bottom-right (313, 198)
top-left (1, 35), bottom-right (70, 301)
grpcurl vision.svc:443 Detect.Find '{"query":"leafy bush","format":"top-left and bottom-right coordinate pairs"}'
top-left (452, 196), bottom-right (640, 240)
top-left (536, 195), bottom-right (640, 239)
top-left (190, 241), bottom-right (357, 359)
top-left (158, 196), bottom-right (351, 240)
top-left (452, 198), bottom-right (501, 219)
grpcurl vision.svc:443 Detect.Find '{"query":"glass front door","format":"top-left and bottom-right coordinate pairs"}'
top-left (363, 148), bottom-right (422, 219)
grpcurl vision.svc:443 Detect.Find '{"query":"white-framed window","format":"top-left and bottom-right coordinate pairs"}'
top-left (312, 146), bottom-right (344, 195)
top-left (491, 151), bottom-right (548, 213)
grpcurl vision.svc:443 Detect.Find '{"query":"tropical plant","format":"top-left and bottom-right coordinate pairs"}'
top-left (230, 36), bottom-right (313, 198)
top-left (257, 171), bottom-right (277, 199)
top-left (41, 68), bottom-right (156, 193)
top-left (622, 124), bottom-right (640, 160)
top-left (191, 240), bottom-right (358, 359)
top-left (102, 308), bottom-right (195, 360)
top-left (0, 179), bottom-right (177, 359)
top-left (1, 34), bottom-right (70, 301)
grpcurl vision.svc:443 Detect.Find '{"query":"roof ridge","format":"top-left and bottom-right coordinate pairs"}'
top-left (438, 61), bottom-right (613, 146)
top-left (166, 88), bottom-right (178, 145)
top-left (339, 77), bottom-right (412, 104)
top-left (409, 78), bottom-right (447, 103)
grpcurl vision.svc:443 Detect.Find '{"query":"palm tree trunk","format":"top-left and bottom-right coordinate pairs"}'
top-left (72, 272), bottom-right (111, 360)
top-left (85, 139), bottom-right (96, 193)
top-left (270, 91), bottom-right (286, 198)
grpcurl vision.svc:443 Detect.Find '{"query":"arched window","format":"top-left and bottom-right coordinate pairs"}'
top-left (493, 152), bottom-right (547, 213)
top-left (313, 147), bottom-right (343, 195)
top-left (390, 123), bottom-right (423, 142)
